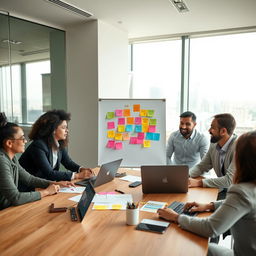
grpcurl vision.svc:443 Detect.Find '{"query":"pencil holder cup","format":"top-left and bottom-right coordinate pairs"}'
top-left (126, 207), bottom-right (139, 225)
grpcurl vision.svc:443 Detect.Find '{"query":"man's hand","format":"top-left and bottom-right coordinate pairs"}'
top-left (157, 208), bottom-right (179, 222)
top-left (188, 178), bottom-right (203, 187)
top-left (183, 201), bottom-right (214, 213)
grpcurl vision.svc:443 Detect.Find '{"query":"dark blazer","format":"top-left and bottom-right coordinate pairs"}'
top-left (19, 139), bottom-right (80, 181)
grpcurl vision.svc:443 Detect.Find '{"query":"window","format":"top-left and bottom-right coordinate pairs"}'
top-left (131, 40), bottom-right (182, 138)
top-left (189, 32), bottom-right (256, 135)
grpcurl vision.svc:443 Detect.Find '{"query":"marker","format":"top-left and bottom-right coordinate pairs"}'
top-left (115, 189), bottom-right (125, 194)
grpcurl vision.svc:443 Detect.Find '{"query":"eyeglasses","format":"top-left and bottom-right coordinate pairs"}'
top-left (10, 136), bottom-right (27, 142)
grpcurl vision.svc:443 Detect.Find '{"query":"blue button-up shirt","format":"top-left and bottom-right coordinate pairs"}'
top-left (166, 129), bottom-right (209, 168)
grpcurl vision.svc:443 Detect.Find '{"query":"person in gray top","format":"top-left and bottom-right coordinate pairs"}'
top-left (189, 113), bottom-right (237, 191)
top-left (0, 113), bottom-right (73, 210)
top-left (158, 131), bottom-right (256, 256)
top-left (166, 111), bottom-right (209, 168)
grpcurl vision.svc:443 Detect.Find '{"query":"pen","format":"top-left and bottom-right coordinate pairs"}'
top-left (115, 189), bottom-right (125, 194)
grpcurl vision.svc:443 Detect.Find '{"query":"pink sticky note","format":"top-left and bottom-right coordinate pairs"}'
top-left (137, 132), bottom-right (145, 139)
top-left (135, 117), bottom-right (142, 125)
top-left (115, 142), bottom-right (123, 150)
top-left (130, 137), bottom-right (137, 144)
top-left (137, 139), bottom-right (144, 144)
top-left (115, 109), bottom-right (123, 116)
top-left (118, 118), bottom-right (125, 125)
top-left (148, 125), bottom-right (156, 133)
top-left (106, 140), bottom-right (115, 148)
top-left (107, 121), bottom-right (115, 129)
top-left (98, 192), bottom-right (116, 195)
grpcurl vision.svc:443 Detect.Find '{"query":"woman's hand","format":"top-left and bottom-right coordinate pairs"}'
top-left (157, 208), bottom-right (179, 222)
top-left (53, 181), bottom-right (75, 187)
top-left (75, 168), bottom-right (94, 179)
top-left (40, 184), bottom-right (60, 198)
top-left (183, 201), bottom-right (215, 213)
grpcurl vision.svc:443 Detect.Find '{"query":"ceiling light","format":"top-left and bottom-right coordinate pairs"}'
top-left (170, 0), bottom-right (189, 13)
top-left (2, 39), bottom-right (22, 45)
top-left (20, 49), bottom-right (49, 56)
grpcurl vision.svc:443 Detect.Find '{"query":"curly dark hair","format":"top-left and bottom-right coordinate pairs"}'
top-left (234, 131), bottom-right (256, 184)
top-left (29, 110), bottom-right (71, 149)
top-left (0, 112), bottom-right (19, 148)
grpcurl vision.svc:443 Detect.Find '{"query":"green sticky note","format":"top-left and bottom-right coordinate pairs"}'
top-left (149, 119), bottom-right (157, 125)
top-left (106, 112), bottom-right (115, 119)
top-left (147, 110), bottom-right (154, 117)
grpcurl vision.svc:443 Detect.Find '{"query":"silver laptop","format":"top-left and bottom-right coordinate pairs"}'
top-left (141, 165), bottom-right (189, 193)
top-left (75, 159), bottom-right (123, 187)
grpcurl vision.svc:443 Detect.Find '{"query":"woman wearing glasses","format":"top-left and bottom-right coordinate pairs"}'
top-left (19, 109), bottom-right (93, 184)
top-left (158, 131), bottom-right (256, 256)
top-left (0, 113), bottom-right (73, 210)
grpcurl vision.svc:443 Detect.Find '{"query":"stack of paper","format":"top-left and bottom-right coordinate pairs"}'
top-left (140, 201), bottom-right (167, 213)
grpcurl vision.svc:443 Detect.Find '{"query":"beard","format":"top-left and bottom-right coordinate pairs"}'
top-left (179, 128), bottom-right (193, 138)
top-left (210, 134), bottom-right (222, 143)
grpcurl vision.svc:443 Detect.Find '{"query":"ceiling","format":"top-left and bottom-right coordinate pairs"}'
top-left (0, 0), bottom-right (256, 39)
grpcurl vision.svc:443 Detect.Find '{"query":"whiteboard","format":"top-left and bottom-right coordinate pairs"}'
top-left (98, 99), bottom-right (166, 167)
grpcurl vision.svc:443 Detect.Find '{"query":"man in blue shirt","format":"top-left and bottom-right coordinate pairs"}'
top-left (166, 111), bottom-right (209, 168)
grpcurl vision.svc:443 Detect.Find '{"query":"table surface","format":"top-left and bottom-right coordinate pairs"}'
top-left (0, 169), bottom-right (218, 256)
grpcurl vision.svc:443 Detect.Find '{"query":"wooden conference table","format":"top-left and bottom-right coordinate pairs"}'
top-left (0, 169), bottom-right (218, 256)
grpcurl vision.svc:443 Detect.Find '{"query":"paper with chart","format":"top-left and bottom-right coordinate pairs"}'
top-left (140, 201), bottom-right (167, 213)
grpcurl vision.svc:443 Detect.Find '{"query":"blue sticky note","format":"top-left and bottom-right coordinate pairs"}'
top-left (153, 133), bottom-right (160, 141)
top-left (146, 132), bottom-right (154, 140)
top-left (135, 125), bottom-right (142, 133)
top-left (126, 125), bottom-right (133, 132)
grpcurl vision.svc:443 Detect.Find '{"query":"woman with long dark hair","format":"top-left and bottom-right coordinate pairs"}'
top-left (19, 110), bottom-right (93, 182)
top-left (158, 131), bottom-right (256, 256)
top-left (0, 113), bottom-right (73, 210)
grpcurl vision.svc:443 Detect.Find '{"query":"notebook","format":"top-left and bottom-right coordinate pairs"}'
top-left (75, 159), bottom-right (123, 187)
top-left (70, 181), bottom-right (95, 222)
top-left (141, 165), bottom-right (189, 193)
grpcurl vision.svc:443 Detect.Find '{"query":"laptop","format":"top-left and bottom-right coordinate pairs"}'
top-left (75, 158), bottom-right (123, 187)
top-left (141, 165), bottom-right (189, 193)
top-left (70, 181), bottom-right (95, 222)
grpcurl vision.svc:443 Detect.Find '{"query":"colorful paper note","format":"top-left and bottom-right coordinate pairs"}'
top-left (149, 119), bottom-right (157, 125)
top-left (133, 104), bottom-right (140, 112)
top-left (107, 121), bottom-right (115, 129)
top-left (125, 125), bottom-right (133, 132)
top-left (135, 125), bottom-right (142, 133)
top-left (126, 117), bottom-right (134, 124)
top-left (106, 140), bottom-right (115, 148)
top-left (137, 132), bottom-right (145, 140)
top-left (140, 109), bottom-right (148, 117)
top-left (122, 132), bottom-right (130, 141)
top-left (148, 125), bottom-right (156, 133)
top-left (142, 118), bottom-right (149, 125)
top-left (143, 140), bottom-right (151, 148)
top-left (135, 117), bottom-right (142, 125)
top-left (106, 112), bottom-right (114, 119)
top-left (115, 109), bottom-right (123, 116)
top-left (137, 139), bottom-right (143, 144)
top-left (130, 137), bottom-right (137, 144)
top-left (146, 132), bottom-right (154, 140)
top-left (123, 109), bottom-right (131, 116)
top-left (147, 110), bottom-right (154, 117)
top-left (117, 125), bottom-right (125, 132)
top-left (118, 118), bottom-right (125, 125)
top-left (107, 130), bottom-right (115, 138)
top-left (115, 133), bottom-right (123, 141)
top-left (142, 125), bottom-right (149, 133)
top-left (153, 133), bottom-right (160, 141)
top-left (115, 142), bottom-right (123, 150)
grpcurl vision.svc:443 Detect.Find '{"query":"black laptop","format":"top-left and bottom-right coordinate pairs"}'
top-left (75, 159), bottom-right (123, 187)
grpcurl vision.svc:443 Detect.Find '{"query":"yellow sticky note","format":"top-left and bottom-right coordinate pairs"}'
top-left (107, 130), bottom-right (115, 138)
top-left (111, 204), bottom-right (122, 210)
top-left (143, 140), bottom-right (151, 148)
top-left (93, 205), bottom-right (108, 210)
top-left (140, 109), bottom-right (148, 116)
top-left (117, 125), bottom-right (125, 132)
top-left (115, 133), bottom-right (123, 141)
top-left (142, 118), bottom-right (149, 125)
top-left (142, 125), bottom-right (149, 133)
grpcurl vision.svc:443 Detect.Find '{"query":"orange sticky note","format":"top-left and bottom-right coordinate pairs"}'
top-left (142, 125), bottom-right (149, 133)
top-left (133, 104), bottom-right (140, 112)
top-left (115, 133), bottom-right (123, 141)
top-left (122, 132), bottom-right (130, 141)
top-left (123, 109), bottom-right (131, 116)
top-left (142, 118), bottom-right (149, 125)
top-left (107, 130), bottom-right (115, 138)
top-left (126, 117), bottom-right (134, 124)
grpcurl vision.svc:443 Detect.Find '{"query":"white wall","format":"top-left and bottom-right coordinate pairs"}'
top-left (66, 20), bottom-right (129, 167)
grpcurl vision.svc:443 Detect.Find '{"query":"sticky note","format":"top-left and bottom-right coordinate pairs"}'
top-left (112, 204), bottom-right (123, 210)
top-left (149, 119), bottom-right (157, 125)
top-left (137, 132), bottom-right (145, 139)
top-left (126, 117), bottom-right (134, 124)
top-left (107, 130), bottom-right (115, 138)
top-left (148, 125), bottom-right (156, 133)
top-left (123, 109), bottom-right (131, 116)
top-left (147, 110), bottom-right (154, 117)
top-left (106, 140), bottom-right (115, 148)
top-left (143, 140), bottom-right (151, 148)
top-left (125, 125), bottom-right (133, 132)
top-left (140, 109), bottom-right (148, 117)
top-left (93, 205), bottom-right (108, 210)
top-left (115, 133), bottom-right (123, 141)
top-left (133, 104), bottom-right (140, 112)
top-left (153, 133), bottom-right (160, 141)
top-left (135, 125), bottom-right (142, 133)
top-left (135, 117), bottom-right (142, 125)
top-left (117, 125), bottom-right (125, 132)
top-left (106, 112), bottom-right (114, 119)
top-left (142, 118), bottom-right (149, 125)
top-left (122, 132), bottom-right (130, 141)
top-left (118, 118), bottom-right (125, 125)
top-left (146, 132), bottom-right (154, 140)
top-left (130, 137), bottom-right (137, 144)
top-left (115, 109), bottom-right (123, 116)
top-left (142, 125), bottom-right (149, 132)
top-left (107, 122), bottom-right (115, 129)
top-left (137, 139), bottom-right (143, 144)
top-left (115, 142), bottom-right (123, 150)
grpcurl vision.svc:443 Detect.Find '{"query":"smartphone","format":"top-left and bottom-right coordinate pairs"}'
top-left (129, 181), bottom-right (142, 187)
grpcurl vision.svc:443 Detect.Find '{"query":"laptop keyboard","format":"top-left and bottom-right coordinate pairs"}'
top-left (168, 201), bottom-right (197, 216)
